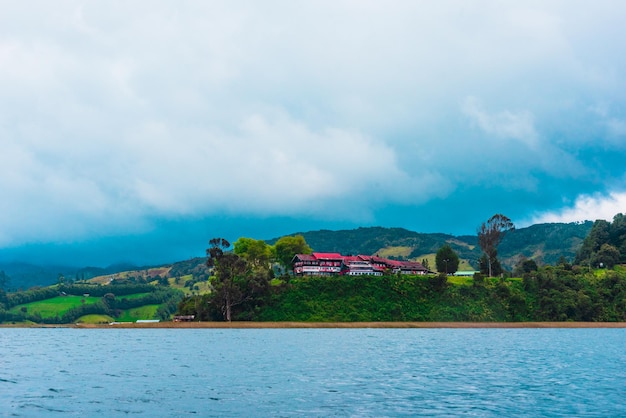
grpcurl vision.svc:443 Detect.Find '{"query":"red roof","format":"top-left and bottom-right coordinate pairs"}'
top-left (293, 252), bottom-right (427, 272)
top-left (293, 254), bottom-right (316, 261)
top-left (312, 252), bottom-right (344, 260)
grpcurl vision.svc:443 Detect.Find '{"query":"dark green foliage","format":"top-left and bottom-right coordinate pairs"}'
top-left (155, 291), bottom-right (185, 320)
top-left (0, 262), bottom-right (142, 290)
top-left (0, 270), bottom-right (10, 290)
top-left (269, 227), bottom-right (478, 263)
top-left (177, 294), bottom-right (215, 321)
top-left (435, 244), bottom-right (459, 274)
top-left (168, 257), bottom-right (210, 282)
top-left (252, 266), bottom-right (626, 322)
top-left (595, 244), bottom-right (620, 268)
top-left (1, 284), bottom-right (183, 324)
top-left (479, 254), bottom-right (502, 277)
top-left (513, 257), bottom-right (538, 276)
top-left (575, 214), bottom-right (626, 268)
top-left (205, 237), bottom-right (272, 321)
top-left (499, 222), bottom-right (592, 266)
top-left (58, 283), bottom-right (156, 298)
top-left (576, 220), bottom-right (611, 265)
top-left (273, 235), bottom-right (312, 270)
top-left (5, 287), bottom-right (60, 309)
top-left (268, 223), bottom-right (592, 272)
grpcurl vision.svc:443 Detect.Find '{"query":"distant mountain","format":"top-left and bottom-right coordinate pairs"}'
top-left (2, 222), bottom-right (593, 289)
top-left (269, 222), bottom-right (593, 270)
top-left (0, 262), bottom-right (141, 291)
top-left (498, 222), bottom-right (593, 266)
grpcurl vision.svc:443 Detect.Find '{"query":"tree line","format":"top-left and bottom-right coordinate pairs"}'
top-left (178, 212), bottom-right (626, 322)
top-left (0, 284), bottom-right (183, 324)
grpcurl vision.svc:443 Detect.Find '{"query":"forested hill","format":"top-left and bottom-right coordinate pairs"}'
top-left (1, 221), bottom-right (593, 290)
top-left (499, 222), bottom-right (593, 266)
top-left (269, 222), bottom-right (593, 269)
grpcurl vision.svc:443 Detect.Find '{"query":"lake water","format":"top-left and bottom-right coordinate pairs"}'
top-left (1, 328), bottom-right (625, 417)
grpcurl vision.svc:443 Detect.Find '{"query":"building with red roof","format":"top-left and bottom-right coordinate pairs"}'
top-left (291, 253), bottom-right (429, 277)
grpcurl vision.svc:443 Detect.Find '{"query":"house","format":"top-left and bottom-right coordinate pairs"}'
top-left (291, 253), bottom-right (428, 277)
top-left (292, 252), bottom-right (343, 276)
top-left (341, 255), bottom-right (384, 276)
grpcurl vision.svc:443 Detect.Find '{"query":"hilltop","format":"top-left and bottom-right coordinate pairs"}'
top-left (1, 221), bottom-right (593, 290)
top-left (269, 222), bottom-right (593, 270)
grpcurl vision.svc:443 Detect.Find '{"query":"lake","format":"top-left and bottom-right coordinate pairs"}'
top-left (1, 328), bottom-right (625, 416)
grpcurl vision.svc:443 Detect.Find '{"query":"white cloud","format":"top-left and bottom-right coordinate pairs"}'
top-left (588, 103), bottom-right (626, 145)
top-left (530, 192), bottom-right (626, 225)
top-left (0, 1), bottom-right (626, 246)
top-left (462, 97), bottom-right (539, 148)
top-left (0, 106), bottom-right (445, 245)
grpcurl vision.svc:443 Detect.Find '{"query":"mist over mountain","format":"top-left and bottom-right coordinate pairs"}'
top-left (270, 222), bottom-right (593, 270)
top-left (1, 221), bottom-right (593, 290)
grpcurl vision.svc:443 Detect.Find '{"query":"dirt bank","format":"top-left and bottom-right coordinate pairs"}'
top-left (71, 321), bottom-right (626, 329)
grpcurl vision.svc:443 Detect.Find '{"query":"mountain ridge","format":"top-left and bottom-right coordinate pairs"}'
top-left (1, 221), bottom-right (594, 289)
top-left (268, 221), bottom-right (593, 270)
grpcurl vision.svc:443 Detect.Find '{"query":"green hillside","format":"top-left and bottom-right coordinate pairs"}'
top-left (270, 222), bottom-right (593, 269)
top-left (0, 283), bottom-right (183, 324)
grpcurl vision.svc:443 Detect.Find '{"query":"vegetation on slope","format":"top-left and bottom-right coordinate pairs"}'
top-left (0, 283), bottom-right (183, 324)
top-left (271, 223), bottom-right (593, 270)
top-left (255, 267), bottom-right (626, 322)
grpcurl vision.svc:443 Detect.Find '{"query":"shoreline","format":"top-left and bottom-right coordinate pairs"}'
top-left (2, 321), bottom-right (626, 329)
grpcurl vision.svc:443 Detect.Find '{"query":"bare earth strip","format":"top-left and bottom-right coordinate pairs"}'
top-left (71, 321), bottom-right (626, 329)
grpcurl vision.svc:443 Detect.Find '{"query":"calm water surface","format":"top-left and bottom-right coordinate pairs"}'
top-left (1, 328), bottom-right (625, 416)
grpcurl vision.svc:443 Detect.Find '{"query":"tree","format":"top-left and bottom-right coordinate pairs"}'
top-left (233, 237), bottom-right (272, 270)
top-left (206, 238), bottom-right (271, 321)
top-left (435, 244), bottom-right (459, 274)
top-left (513, 257), bottom-right (538, 277)
top-left (421, 258), bottom-right (430, 270)
top-left (273, 235), bottom-right (312, 271)
top-left (479, 254), bottom-right (503, 277)
top-left (477, 214), bottom-right (514, 277)
top-left (575, 219), bottom-right (610, 266)
top-left (593, 244), bottom-right (620, 269)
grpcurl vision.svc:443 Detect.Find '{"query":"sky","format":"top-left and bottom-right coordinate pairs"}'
top-left (1, 1), bottom-right (626, 266)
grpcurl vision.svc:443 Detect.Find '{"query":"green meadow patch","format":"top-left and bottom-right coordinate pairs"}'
top-left (447, 275), bottom-right (473, 286)
top-left (116, 305), bottom-right (159, 322)
top-left (9, 296), bottom-right (102, 319)
top-left (76, 314), bottom-right (115, 324)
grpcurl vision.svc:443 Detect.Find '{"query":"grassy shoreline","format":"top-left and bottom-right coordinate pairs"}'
top-left (2, 321), bottom-right (626, 329)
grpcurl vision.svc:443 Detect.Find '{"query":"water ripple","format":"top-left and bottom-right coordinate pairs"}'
top-left (0, 328), bottom-right (624, 416)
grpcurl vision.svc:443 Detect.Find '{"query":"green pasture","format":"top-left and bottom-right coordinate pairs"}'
top-left (9, 296), bottom-right (102, 319)
top-left (446, 275), bottom-right (473, 286)
top-left (76, 314), bottom-right (115, 324)
top-left (116, 304), bottom-right (159, 322)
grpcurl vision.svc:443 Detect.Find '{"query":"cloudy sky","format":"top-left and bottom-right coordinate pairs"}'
top-left (2, 1), bottom-right (626, 265)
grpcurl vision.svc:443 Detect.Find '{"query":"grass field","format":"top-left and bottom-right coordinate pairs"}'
top-left (447, 275), bottom-right (474, 285)
top-left (89, 267), bottom-right (172, 285)
top-left (9, 296), bottom-right (102, 319)
top-left (8, 293), bottom-right (160, 321)
top-left (76, 314), bottom-right (115, 324)
top-left (116, 305), bottom-right (159, 322)
top-left (376, 246), bottom-right (413, 258)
